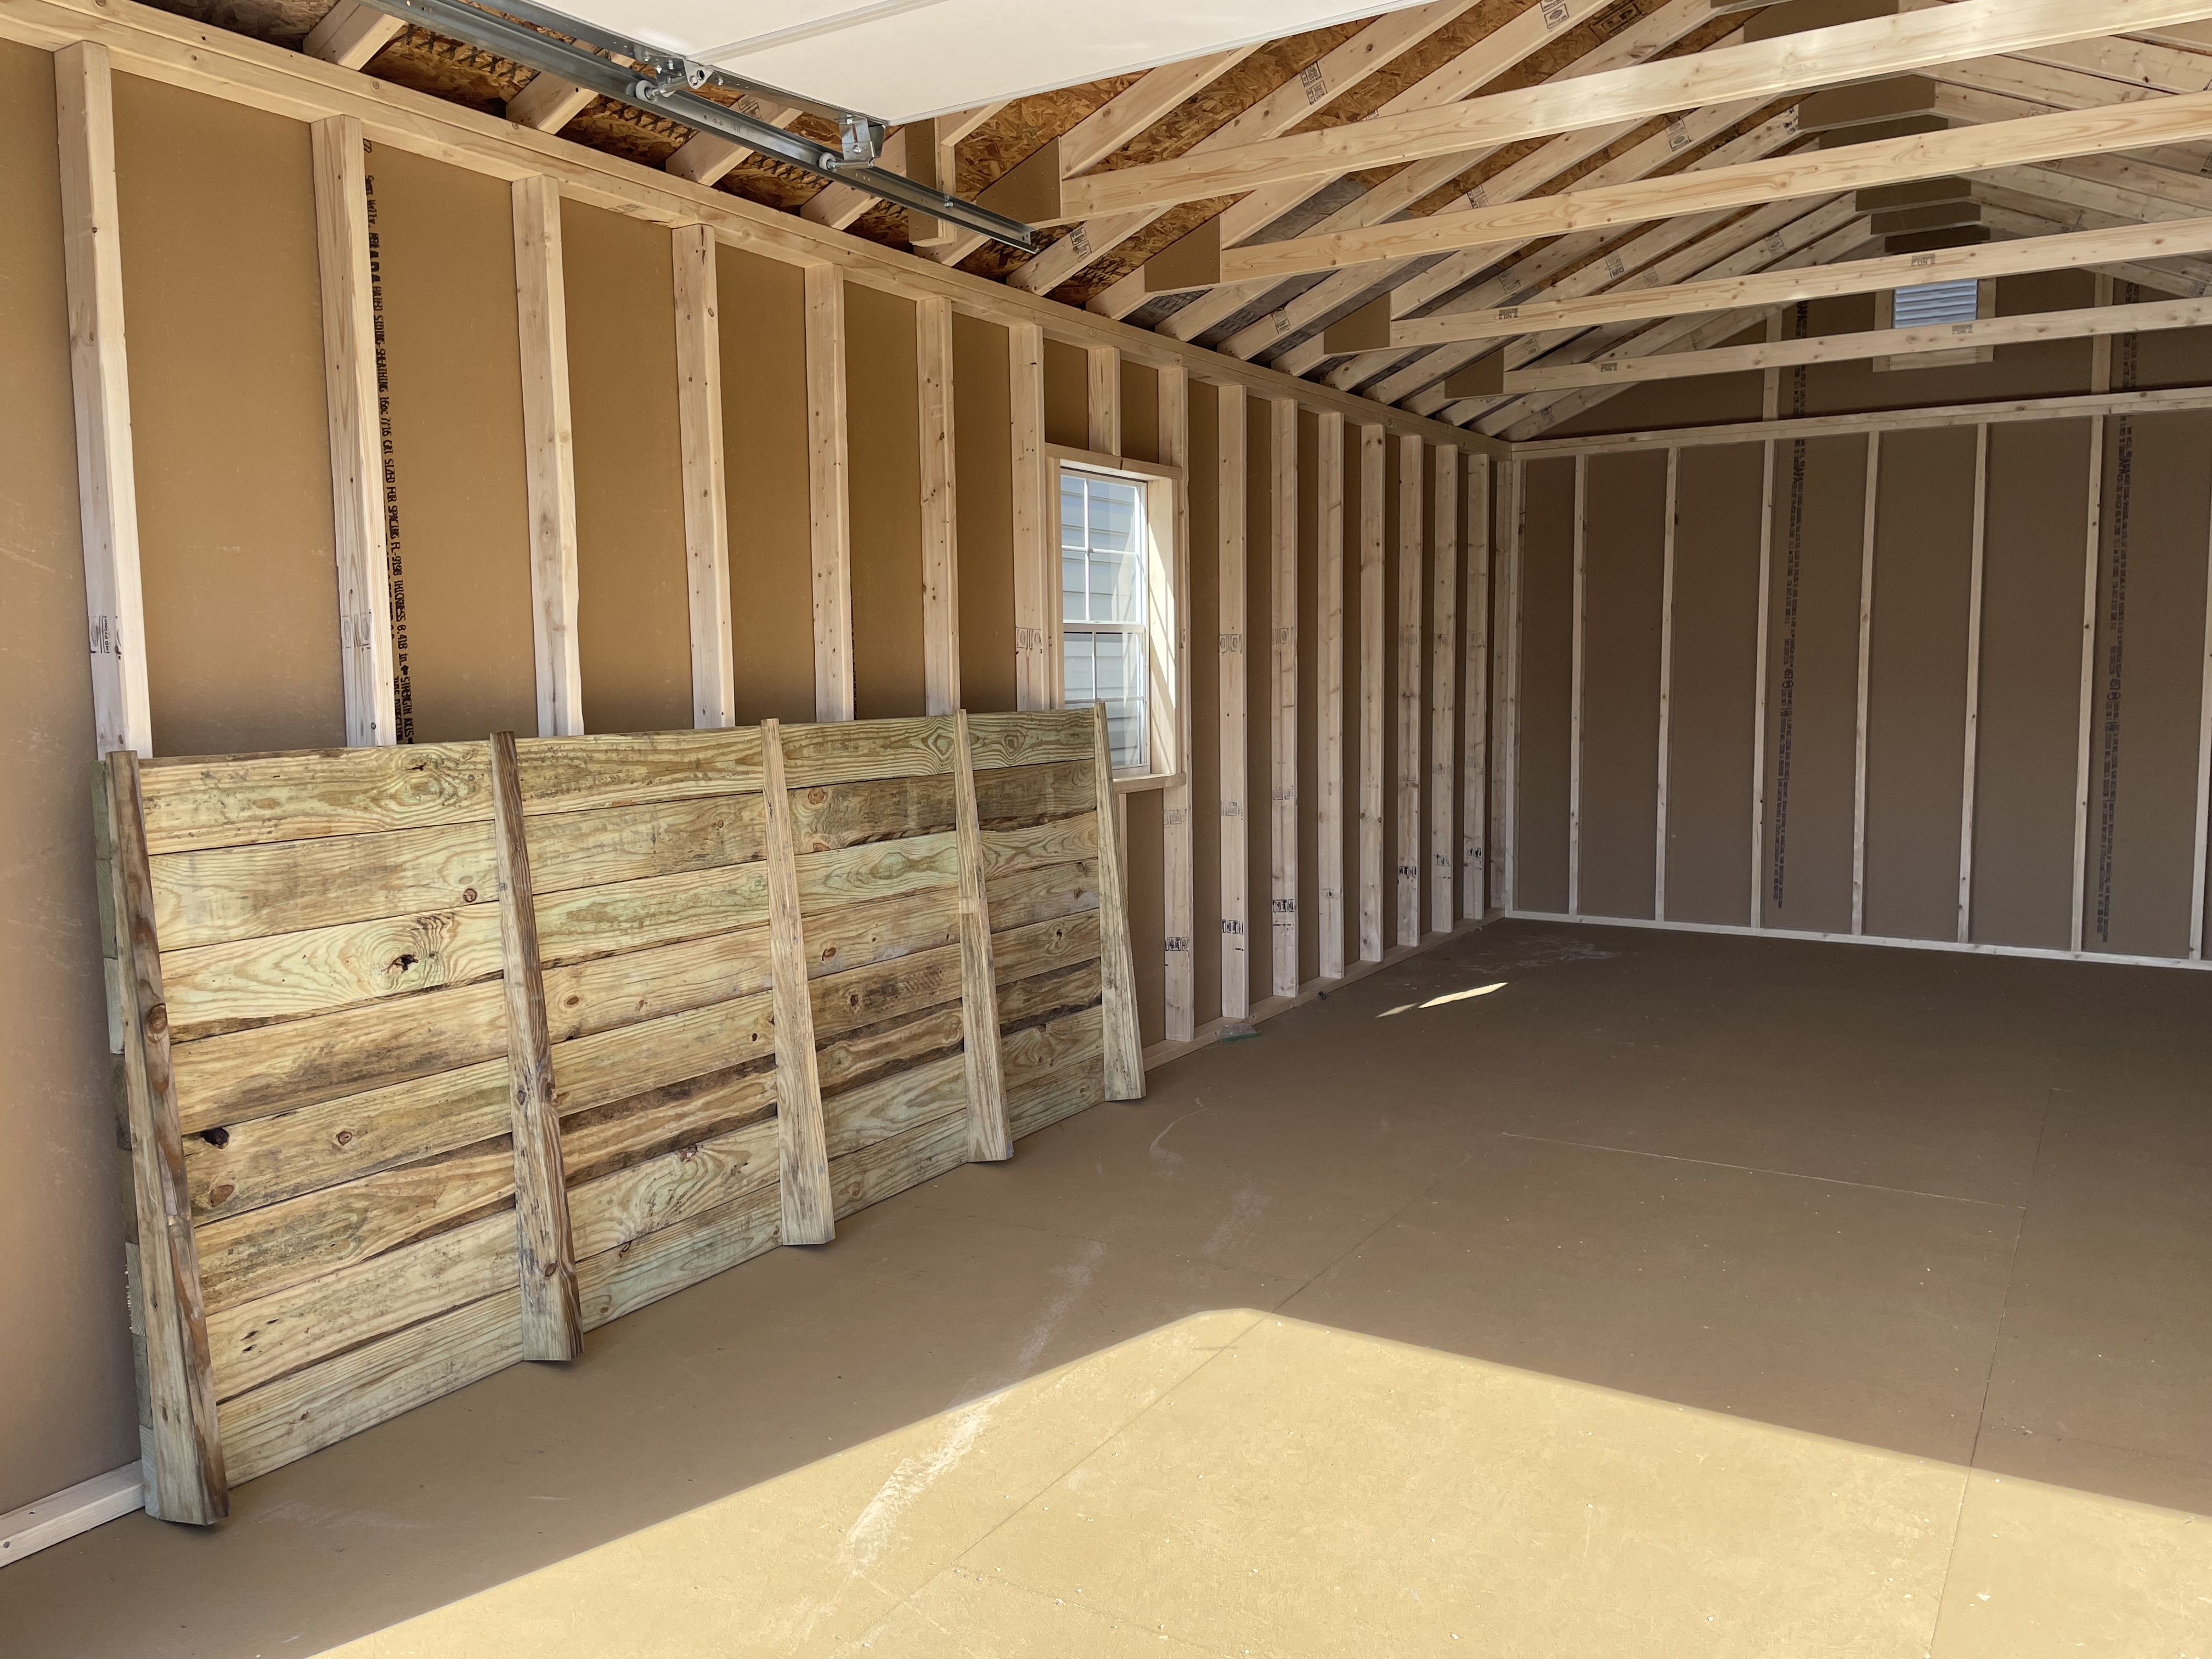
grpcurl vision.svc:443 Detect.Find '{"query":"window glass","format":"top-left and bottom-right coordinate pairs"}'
top-left (1060, 469), bottom-right (1149, 771)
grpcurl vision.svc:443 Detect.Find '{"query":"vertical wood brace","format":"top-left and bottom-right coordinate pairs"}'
top-left (1159, 366), bottom-right (1196, 1039)
top-left (487, 731), bottom-right (582, 1361)
top-left (1567, 455), bottom-right (1588, 920)
top-left (2072, 416), bottom-right (2107, 955)
top-left (1464, 455), bottom-right (1491, 921)
top-left (511, 176), bottom-right (583, 737)
top-left (1397, 435), bottom-right (1424, 948)
top-left (672, 225), bottom-right (733, 730)
top-left (1317, 411), bottom-right (1348, 979)
top-left (1959, 424), bottom-right (1990, 944)
top-left (1092, 703), bottom-right (1147, 1099)
top-left (1011, 322), bottom-right (1052, 712)
top-left (303, 0), bottom-right (403, 68)
top-left (1429, 447), bottom-right (1459, 936)
top-left (805, 265), bottom-right (855, 722)
top-left (1270, 397), bottom-right (1300, 998)
top-left (311, 115), bottom-right (395, 748)
top-left (104, 753), bottom-right (227, 1522)
top-left (760, 720), bottom-right (835, 1243)
top-left (951, 712), bottom-right (1011, 1155)
top-left (2191, 425), bottom-right (2212, 960)
top-left (918, 296), bottom-right (961, 716)
top-left (1358, 425), bottom-right (1386, 961)
top-left (1655, 448), bottom-right (1679, 921)
top-left (1751, 441), bottom-right (1778, 928)
top-left (56, 43), bottom-right (151, 759)
top-left (1852, 431), bottom-right (1881, 936)
top-left (1088, 344), bottom-right (1121, 455)
top-left (1500, 460), bottom-right (1525, 914)
top-left (1217, 385), bottom-right (1250, 1021)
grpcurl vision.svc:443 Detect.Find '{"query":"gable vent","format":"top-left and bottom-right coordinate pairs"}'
top-left (1892, 278), bottom-right (1981, 328)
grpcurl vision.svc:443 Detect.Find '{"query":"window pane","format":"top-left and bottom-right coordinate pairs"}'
top-left (1088, 481), bottom-right (1138, 552)
top-left (1091, 545), bottom-right (1139, 624)
top-left (1060, 476), bottom-right (1086, 550)
top-left (1063, 552), bottom-right (1090, 623)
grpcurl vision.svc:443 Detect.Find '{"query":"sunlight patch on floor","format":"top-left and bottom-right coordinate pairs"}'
top-left (326, 1313), bottom-right (2212, 1658)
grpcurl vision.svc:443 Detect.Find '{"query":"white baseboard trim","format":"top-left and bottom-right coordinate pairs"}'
top-left (1143, 912), bottom-right (1501, 1070)
top-left (1505, 910), bottom-right (2212, 973)
top-left (0, 1465), bottom-right (142, 1568)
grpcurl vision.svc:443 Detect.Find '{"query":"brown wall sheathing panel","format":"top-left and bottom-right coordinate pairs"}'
top-left (1043, 337), bottom-right (1087, 449)
top-left (2084, 413), bottom-right (2212, 959)
top-left (1973, 420), bottom-right (2094, 951)
top-left (562, 201), bottom-right (691, 737)
top-left (1663, 444), bottom-right (1764, 927)
top-left (1758, 435), bottom-right (1865, 937)
top-left (1188, 388), bottom-right (1223, 1028)
top-left (114, 75), bottom-right (343, 758)
top-left (368, 144), bottom-right (536, 744)
top-left (951, 312), bottom-right (1016, 714)
top-left (1515, 459), bottom-right (1576, 916)
top-left (1297, 410), bottom-right (1323, 986)
top-left (1863, 426), bottom-right (1976, 944)
top-left (717, 246), bottom-right (816, 725)
top-left (1802, 276), bottom-right (2097, 419)
top-left (1126, 791), bottom-right (1166, 1047)
top-left (0, 41), bottom-right (138, 1514)
top-left (1544, 323), bottom-right (1767, 441)
top-left (845, 283), bottom-right (927, 720)
top-left (1246, 397), bottom-right (1273, 983)
top-left (1577, 451), bottom-right (1667, 921)
top-left (1120, 360), bottom-right (1160, 464)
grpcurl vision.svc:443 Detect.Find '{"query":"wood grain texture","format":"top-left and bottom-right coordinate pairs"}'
top-left (139, 743), bottom-right (492, 856)
top-left (672, 223), bottom-right (734, 730)
top-left (1091, 703), bottom-right (1146, 1099)
top-left (107, 753), bottom-right (228, 1522)
top-left (988, 858), bottom-right (1102, 933)
top-left (804, 265), bottom-right (855, 722)
top-left (1216, 384), bottom-right (1250, 1021)
top-left (918, 295), bottom-right (961, 715)
top-left (953, 710), bottom-right (1011, 1160)
top-left (1010, 321), bottom-right (1051, 711)
top-left (1006, 1004), bottom-right (1106, 1139)
top-left (1359, 426), bottom-right (1387, 962)
top-left (760, 720), bottom-right (834, 1244)
top-left (1317, 411), bottom-right (1347, 977)
top-left (511, 176), bottom-right (583, 737)
top-left (964, 708), bottom-right (1096, 769)
top-left (1398, 435), bottom-right (1424, 948)
top-left (490, 731), bottom-right (581, 1361)
top-left (1158, 365), bottom-right (1197, 1040)
top-left (1431, 445), bottom-right (1460, 933)
top-left (1271, 396), bottom-right (1300, 998)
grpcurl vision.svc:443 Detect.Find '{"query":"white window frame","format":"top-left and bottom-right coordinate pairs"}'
top-left (1045, 443), bottom-right (1183, 785)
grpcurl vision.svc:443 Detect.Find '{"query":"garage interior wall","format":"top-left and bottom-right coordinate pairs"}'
top-left (0, 48), bottom-right (1495, 1517)
top-left (1510, 274), bottom-right (2212, 966)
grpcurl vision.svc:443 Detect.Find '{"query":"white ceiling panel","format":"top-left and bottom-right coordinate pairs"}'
top-left (553, 0), bottom-right (1436, 122)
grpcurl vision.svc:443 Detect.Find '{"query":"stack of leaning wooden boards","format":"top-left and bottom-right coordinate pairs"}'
top-left (97, 707), bottom-right (1143, 1526)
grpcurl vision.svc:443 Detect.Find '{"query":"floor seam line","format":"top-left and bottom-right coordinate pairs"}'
top-left (1270, 1148), bottom-right (1485, 1306)
top-left (1496, 1131), bottom-right (2025, 1209)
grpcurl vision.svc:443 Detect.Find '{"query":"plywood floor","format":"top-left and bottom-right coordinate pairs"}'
top-left (5, 920), bottom-right (2209, 1657)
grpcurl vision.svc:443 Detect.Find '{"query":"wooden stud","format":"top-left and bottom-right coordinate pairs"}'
top-left (1010, 321), bottom-right (1052, 712)
top-left (1158, 366), bottom-right (1197, 1039)
top-left (511, 176), bottom-right (583, 737)
top-left (951, 712), bottom-right (1011, 1156)
top-left (1501, 459), bottom-right (1525, 914)
top-left (1397, 435), bottom-right (1425, 947)
top-left (805, 264), bottom-right (855, 723)
top-left (1217, 384), bottom-right (1250, 1020)
top-left (487, 731), bottom-right (582, 1362)
top-left (1751, 441), bottom-right (1778, 928)
top-left (1088, 344), bottom-right (1121, 455)
top-left (1852, 431), bottom-right (1881, 936)
top-left (507, 72), bottom-right (595, 134)
top-left (2072, 415), bottom-right (2108, 955)
top-left (1655, 447), bottom-right (1679, 921)
top-left (672, 225), bottom-right (734, 730)
top-left (1959, 424), bottom-right (1990, 944)
top-left (1567, 455), bottom-right (1588, 919)
top-left (917, 296), bottom-right (961, 716)
top-left (1317, 410), bottom-right (1348, 979)
top-left (311, 115), bottom-right (396, 749)
top-left (2191, 439), bottom-right (2212, 961)
top-left (1092, 702), bottom-right (1147, 1099)
top-left (1359, 425), bottom-right (1386, 961)
top-left (1463, 455), bottom-right (1491, 920)
top-left (759, 720), bottom-right (835, 1244)
top-left (1271, 397), bottom-right (1300, 998)
top-left (55, 43), bottom-right (150, 759)
top-left (1430, 446), bottom-right (1459, 936)
top-left (104, 752), bottom-right (227, 1523)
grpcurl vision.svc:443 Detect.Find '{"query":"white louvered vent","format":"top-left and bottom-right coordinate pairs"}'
top-left (1892, 278), bottom-right (1981, 328)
